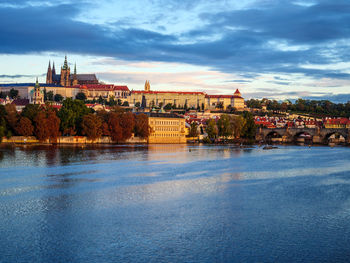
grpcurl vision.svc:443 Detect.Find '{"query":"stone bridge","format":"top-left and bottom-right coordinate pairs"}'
top-left (256, 128), bottom-right (350, 144)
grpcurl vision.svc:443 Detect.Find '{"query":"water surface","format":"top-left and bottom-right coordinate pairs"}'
top-left (1, 144), bottom-right (350, 262)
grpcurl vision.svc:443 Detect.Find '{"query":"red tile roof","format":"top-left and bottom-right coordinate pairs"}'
top-left (68, 84), bottom-right (130, 91)
top-left (132, 90), bottom-right (205, 95)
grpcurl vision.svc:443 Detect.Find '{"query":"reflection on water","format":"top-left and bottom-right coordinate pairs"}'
top-left (1, 145), bottom-right (350, 262)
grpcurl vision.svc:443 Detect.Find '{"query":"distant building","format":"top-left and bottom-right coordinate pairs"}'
top-left (76, 84), bottom-right (130, 101)
top-left (128, 81), bottom-right (245, 110)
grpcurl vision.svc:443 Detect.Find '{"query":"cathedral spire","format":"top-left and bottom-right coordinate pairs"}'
top-left (52, 62), bottom-right (56, 75)
top-left (46, 61), bottom-right (52, 84)
top-left (72, 63), bottom-right (78, 85)
top-left (63, 55), bottom-right (68, 69)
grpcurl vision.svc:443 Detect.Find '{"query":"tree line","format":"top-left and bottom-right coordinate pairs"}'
top-left (0, 98), bottom-right (150, 143)
top-left (188, 112), bottom-right (257, 142)
top-left (246, 98), bottom-right (350, 117)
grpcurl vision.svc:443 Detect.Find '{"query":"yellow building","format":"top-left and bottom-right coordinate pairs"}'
top-left (205, 89), bottom-right (244, 110)
top-left (147, 113), bottom-right (186, 143)
top-left (128, 81), bottom-right (245, 110)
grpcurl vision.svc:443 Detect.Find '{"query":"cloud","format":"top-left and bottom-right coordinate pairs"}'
top-left (0, 74), bottom-right (45, 79)
top-left (0, 0), bottom-right (350, 88)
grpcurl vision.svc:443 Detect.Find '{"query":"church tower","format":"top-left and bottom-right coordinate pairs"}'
top-left (72, 63), bottom-right (78, 86)
top-left (32, 78), bottom-right (44, 104)
top-left (144, 80), bottom-right (150, 91)
top-left (60, 56), bottom-right (71, 86)
top-left (52, 62), bottom-right (56, 76)
top-left (46, 61), bottom-right (52, 84)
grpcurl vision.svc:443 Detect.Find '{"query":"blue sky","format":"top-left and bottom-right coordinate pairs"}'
top-left (1, 0), bottom-right (350, 102)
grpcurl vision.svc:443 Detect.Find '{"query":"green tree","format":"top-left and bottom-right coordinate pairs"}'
top-left (21, 104), bottom-right (40, 122)
top-left (217, 114), bottom-right (233, 138)
top-left (58, 98), bottom-right (91, 135)
top-left (188, 122), bottom-right (199, 138)
top-left (231, 115), bottom-right (245, 138)
top-left (205, 119), bottom-right (218, 140)
top-left (122, 101), bottom-right (129, 106)
top-left (242, 111), bottom-right (256, 139)
top-left (135, 102), bottom-right (141, 108)
top-left (164, 103), bottom-right (172, 110)
top-left (76, 92), bottom-right (87, 101)
top-left (54, 94), bottom-right (64, 102)
top-left (47, 91), bottom-right (54, 101)
top-left (9, 88), bottom-right (18, 99)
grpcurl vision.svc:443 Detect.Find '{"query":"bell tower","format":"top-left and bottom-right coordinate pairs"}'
top-left (144, 80), bottom-right (150, 91)
top-left (60, 55), bottom-right (71, 86)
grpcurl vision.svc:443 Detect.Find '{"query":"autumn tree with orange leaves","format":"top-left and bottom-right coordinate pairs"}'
top-left (108, 112), bottom-right (123, 142)
top-left (15, 117), bottom-right (34, 136)
top-left (82, 113), bottom-right (102, 141)
top-left (134, 114), bottom-right (150, 139)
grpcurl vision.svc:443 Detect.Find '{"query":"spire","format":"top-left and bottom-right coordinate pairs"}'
top-left (63, 55), bottom-right (68, 69)
top-left (74, 63), bottom-right (77, 75)
top-left (48, 61), bottom-right (51, 70)
top-left (35, 77), bottom-right (40, 89)
top-left (52, 62), bottom-right (56, 75)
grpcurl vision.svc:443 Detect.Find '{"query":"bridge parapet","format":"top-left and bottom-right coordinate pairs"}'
top-left (258, 127), bottom-right (349, 143)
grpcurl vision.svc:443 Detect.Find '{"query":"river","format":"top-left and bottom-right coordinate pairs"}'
top-left (1, 144), bottom-right (350, 262)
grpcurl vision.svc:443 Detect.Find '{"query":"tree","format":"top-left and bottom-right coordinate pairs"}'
top-left (164, 103), bottom-right (172, 110)
top-left (21, 104), bottom-right (40, 122)
top-left (119, 112), bottom-right (135, 141)
top-left (58, 98), bottom-right (91, 135)
top-left (9, 88), bottom-right (18, 99)
top-left (43, 88), bottom-right (47, 101)
top-left (108, 112), bottom-right (123, 142)
top-left (217, 114), bottom-right (233, 138)
top-left (47, 91), bottom-right (54, 101)
top-left (34, 111), bottom-right (49, 141)
top-left (4, 104), bottom-right (19, 134)
top-left (46, 109), bottom-right (61, 143)
top-left (134, 113), bottom-right (150, 139)
top-left (135, 102), bottom-right (141, 108)
top-left (76, 92), bottom-right (87, 101)
top-left (98, 95), bottom-right (104, 104)
top-left (15, 117), bottom-right (34, 136)
top-left (242, 111), bottom-right (256, 139)
top-left (82, 114), bottom-right (103, 141)
top-left (205, 119), bottom-right (218, 140)
top-left (54, 94), bottom-right (63, 102)
top-left (188, 122), bottom-right (199, 138)
top-left (231, 115), bottom-right (246, 138)
top-left (0, 126), bottom-right (5, 143)
top-left (122, 101), bottom-right (129, 107)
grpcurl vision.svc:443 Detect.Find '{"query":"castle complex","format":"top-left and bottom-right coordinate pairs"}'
top-left (46, 56), bottom-right (98, 86)
top-left (0, 56), bottom-right (245, 110)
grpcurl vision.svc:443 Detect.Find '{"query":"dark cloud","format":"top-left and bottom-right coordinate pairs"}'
top-left (0, 74), bottom-right (45, 79)
top-left (0, 0), bottom-right (350, 82)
